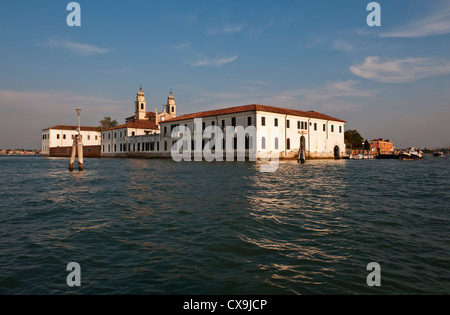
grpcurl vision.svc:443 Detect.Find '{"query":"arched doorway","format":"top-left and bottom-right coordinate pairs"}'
top-left (334, 145), bottom-right (340, 159)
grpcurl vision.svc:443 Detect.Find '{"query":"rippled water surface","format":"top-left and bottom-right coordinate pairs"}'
top-left (0, 156), bottom-right (449, 294)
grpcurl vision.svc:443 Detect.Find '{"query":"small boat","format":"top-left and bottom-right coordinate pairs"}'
top-left (399, 147), bottom-right (423, 160)
top-left (433, 151), bottom-right (444, 157)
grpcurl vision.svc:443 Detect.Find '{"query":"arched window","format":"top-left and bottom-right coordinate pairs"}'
top-left (287, 138), bottom-right (291, 150)
top-left (171, 106), bottom-right (174, 113)
top-left (274, 137), bottom-right (279, 150)
top-left (164, 141), bottom-right (167, 151)
top-left (141, 103), bottom-right (144, 110)
top-left (261, 137), bottom-right (266, 150)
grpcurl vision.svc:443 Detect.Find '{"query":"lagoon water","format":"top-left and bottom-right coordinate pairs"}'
top-left (0, 155), bottom-right (449, 294)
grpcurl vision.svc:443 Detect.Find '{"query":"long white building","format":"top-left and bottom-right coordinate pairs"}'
top-left (101, 88), bottom-right (346, 160)
top-left (41, 125), bottom-right (101, 157)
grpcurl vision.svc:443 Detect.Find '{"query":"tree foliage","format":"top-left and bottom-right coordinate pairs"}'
top-left (98, 116), bottom-right (118, 131)
top-left (345, 130), bottom-right (365, 149)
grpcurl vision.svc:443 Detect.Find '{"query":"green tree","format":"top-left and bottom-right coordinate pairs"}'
top-left (344, 130), bottom-right (365, 149)
top-left (364, 139), bottom-right (370, 151)
top-left (98, 116), bottom-right (118, 131)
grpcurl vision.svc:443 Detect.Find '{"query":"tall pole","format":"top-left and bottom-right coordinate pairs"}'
top-left (76, 108), bottom-right (84, 171)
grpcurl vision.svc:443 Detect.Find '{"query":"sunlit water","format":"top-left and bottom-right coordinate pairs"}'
top-left (0, 155), bottom-right (449, 294)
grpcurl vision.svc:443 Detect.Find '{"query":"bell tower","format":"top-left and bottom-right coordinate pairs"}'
top-left (135, 85), bottom-right (147, 121)
top-left (165, 89), bottom-right (176, 117)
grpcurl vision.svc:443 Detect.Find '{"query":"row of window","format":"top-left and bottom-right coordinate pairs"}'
top-left (164, 117), bottom-right (254, 135)
top-left (43, 134), bottom-right (98, 140)
top-left (102, 131), bottom-right (135, 140)
top-left (262, 117), bottom-right (342, 133)
top-left (103, 141), bottom-right (160, 153)
top-left (260, 137), bottom-right (292, 150)
top-left (103, 137), bottom-right (302, 153)
top-left (161, 117), bottom-right (342, 134)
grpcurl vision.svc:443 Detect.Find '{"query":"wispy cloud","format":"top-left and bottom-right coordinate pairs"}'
top-left (350, 56), bottom-right (450, 83)
top-left (381, 6), bottom-right (450, 38)
top-left (172, 42), bottom-right (191, 50)
top-left (260, 80), bottom-right (374, 112)
top-left (206, 23), bottom-right (246, 36)
top-left (185, 55), bottom-right (238, 67)
top-left (185, 80), bottom-right (373, 114)
top-left (331, 40), bottom-right (354, 52)
top-left (42, 37), bottom-right (110, 56)
top-left (0, 89), bottom-right (126, 149)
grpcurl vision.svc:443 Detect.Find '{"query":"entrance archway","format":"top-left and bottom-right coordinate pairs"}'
top-left (334, 145), bottom-right (340, 159)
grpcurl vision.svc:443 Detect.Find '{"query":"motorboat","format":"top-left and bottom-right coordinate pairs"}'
top-left (433, 151), bottom-right (444, 157)
top-left (399, 147), bottom-right (423, 160)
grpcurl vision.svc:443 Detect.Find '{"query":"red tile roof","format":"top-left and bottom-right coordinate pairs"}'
top-left (42, 125), bottom-right (99, 132)
top-left (161, 104), bottom-right (346, 123)
top-left (105, 120), bottom-right (158, 131)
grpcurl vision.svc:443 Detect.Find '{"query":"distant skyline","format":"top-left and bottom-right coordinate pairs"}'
top-left (1, 0), bottom-right (450, 149)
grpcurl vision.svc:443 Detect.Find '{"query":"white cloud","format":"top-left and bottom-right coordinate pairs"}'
top-left (43, 37), bottom-right (110, 56)
top-left (259, 80), bottom-right (374, 112)
top-left (331, 40), bottom-right (354, 52)
top-left (184, 80), bottom-right (373, 114)
top-left (206, 23), bottom-right (246, 36)
top-left (223, 24), bottom-right (246, 33)
top-left (350, 56), bottom-right (450, 83)
top-left (186, 55), bottom-right (238, 67)
top-left (381, 6), bottom-right (450, 38)
top-left (172, 42), bottom-right (191, 50)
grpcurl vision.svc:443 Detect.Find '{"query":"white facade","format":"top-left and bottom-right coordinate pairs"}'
top-left (101, 127), bottom-right (160, 155)
top-left (255, 111), bottom-right (345, 158)
top-left (157, 107), bottom-right (346, 159)
top-left (41, 126), bottom-right (101, 156)
top-left (99, 88), bottom-right (346, 160)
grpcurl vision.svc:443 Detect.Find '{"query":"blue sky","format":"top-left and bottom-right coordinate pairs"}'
top-left (1, 0), bottom-right (450, 149)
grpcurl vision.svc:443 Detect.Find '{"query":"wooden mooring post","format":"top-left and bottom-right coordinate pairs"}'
top-left (69, 108), bottom-right (84, 172)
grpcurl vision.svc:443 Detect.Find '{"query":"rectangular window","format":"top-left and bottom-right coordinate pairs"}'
top-left (211, 121), bottom-right (215, 126)
top-left (57, 134), bottom-right (60, 139)
top-left (274, 118), bottom-right (278, 127)
top-left (202, 122), bottom-right (206, 130)
top-left (297, 121), bottom-right (301, 129)
top-left (231, 117), bottom-right (236, 127)
top-left (132, 131), bottom-right (135, 136)
top-left (339, 126), bottom-right (342, 133)
top-left (331, 125), bottom-right (334, 132)
top-left (88, 135), bottom-right (90, 140)
top-left (261, 117), bottom-right (266, 126)
top-left (314, 123), bottom-right (317, 131)
top-left (108, 133), bottom-right (110, 139)
top-left (287, 120), bottom-right (290, 128)
top-left (114, 133), bottom-right (116, 139)
top-left (95, 135), bottom-right (98, 140)
top-left (63, 134), bottom-right (66, 140)
top-left (221, 120), bottom-right (225, 128)
top-left (323, 124), bottom-right (326, 132)
top-left (247, 117), bottom-right (252, 126)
